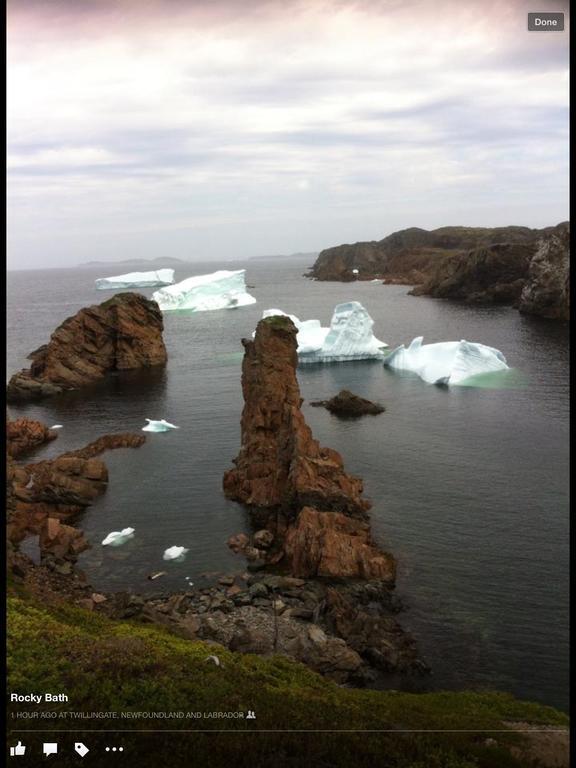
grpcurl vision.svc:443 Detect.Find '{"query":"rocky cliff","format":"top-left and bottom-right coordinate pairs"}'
top-left (519, 222), bottom-right (570, 321)
top-left (223, 315), bottom-right (393, 581)
top-left (410, 241), bottom-right (535, 303)
top-left (7, 292), bottom-right (167, 402)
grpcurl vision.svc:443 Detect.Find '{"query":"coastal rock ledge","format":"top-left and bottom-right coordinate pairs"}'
top-left (7, 292), bottom-right (167, 402)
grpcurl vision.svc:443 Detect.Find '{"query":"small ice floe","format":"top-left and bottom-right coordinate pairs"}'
top-left (142, 419), bottom-right (179, 432)
top-left (205, 655), bottom-right (221, 666)
top-left (163, 546), bottom-right (189, 562)
top-left (102, 527), bottom-right (135, 547)
top-left (50, 424), bottom-right (63, 430)
top-left (148, 571), bottom-right (167, 581)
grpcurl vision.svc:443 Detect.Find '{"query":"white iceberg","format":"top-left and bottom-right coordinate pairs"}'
top-left (102, 527), bottom-right (135, 547)
top-left (163, 546), bottom-right (189, 562)
top-left (142, 419), bottom-right (179, 432)
top-left (260, 301), bottom-right (387, 363)
top-left (152, 269), bottom-right (256, 312)
top-left (95, 269), bottom-right (175, 290)
top-left (383, 336), bottom-right (509, 386)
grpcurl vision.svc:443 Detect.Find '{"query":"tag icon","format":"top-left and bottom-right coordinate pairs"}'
top-left (74, 743), bottom-right (89, 757)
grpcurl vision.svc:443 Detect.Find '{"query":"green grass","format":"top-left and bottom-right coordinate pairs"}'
top-left (7, 593), bottom-right (567, 768)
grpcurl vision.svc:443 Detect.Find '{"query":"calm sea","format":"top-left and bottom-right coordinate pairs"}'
top-left (7, 256), bottom-right (569, 711)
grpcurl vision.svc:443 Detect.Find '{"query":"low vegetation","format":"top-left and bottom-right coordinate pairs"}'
top-left (7, 591), bottom-right (568, 767)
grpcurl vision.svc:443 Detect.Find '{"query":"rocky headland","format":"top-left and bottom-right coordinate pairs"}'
top-left (7, 292), bottom-right (167, 402)
top-left (309, 222), bottom-right (569, 320)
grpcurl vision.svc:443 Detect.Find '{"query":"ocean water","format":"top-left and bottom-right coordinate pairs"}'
top-left (6, 257), bottom-right (569, 711)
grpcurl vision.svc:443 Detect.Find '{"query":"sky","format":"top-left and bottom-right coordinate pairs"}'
top-left (7, 0), bottom-right (570, 269)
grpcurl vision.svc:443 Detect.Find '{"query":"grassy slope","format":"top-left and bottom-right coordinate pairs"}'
top-left (7, 592), bottom-right (568, 768)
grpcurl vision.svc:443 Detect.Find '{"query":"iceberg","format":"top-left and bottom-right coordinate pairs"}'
top-left (163, 546), bottom-right (189, 562)
top-left (95, 269), bottom-right (175, 290)
top-left (383, 336), bottom-right (509, 386)
top-left (102, 527), bottom-right (135, 547)
top-left (142, 419), bottom-right (179, 432)
top-left (260, 301), bottom-right (387, 363)
top-left (152, 270), bottom-right (256, 312)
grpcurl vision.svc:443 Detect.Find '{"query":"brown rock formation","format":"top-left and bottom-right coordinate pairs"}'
top-left (223, 316), bottom-right (392, 581)
top-left (7, 292), bottom-right (167, 402)
top-left (519, 222), bottom-right (570, 321)
top-left (6, 415), bottom-right (58, 458)
top-left (7, 432), bottom-right (145, 559)
top-left (310, 390), bottom-right (385, 417)
top-left (223, 317), bottom-right (369, 518)
top-left (284, 507), bottom-right (395, 581)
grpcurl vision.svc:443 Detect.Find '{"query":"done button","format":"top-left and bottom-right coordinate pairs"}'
top-left (528, 12), bottom-right (565, 31)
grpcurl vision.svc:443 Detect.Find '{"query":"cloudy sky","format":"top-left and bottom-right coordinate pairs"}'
top-left (7, 0), bottom-right (569, 269)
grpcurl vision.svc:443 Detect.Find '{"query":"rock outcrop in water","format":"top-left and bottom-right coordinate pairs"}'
top-left (7, 433), bottom-right (145, 563)
top-left (310, 390), bottom-right (385, 417)
top-left (223, 316), bottom-right (393, 581)
top-left (6, 415), bottom-right (58, 458)
top-left (519, 222), bottom-right (570, 321)
top-left (6, 293), bottom-right (167, 402)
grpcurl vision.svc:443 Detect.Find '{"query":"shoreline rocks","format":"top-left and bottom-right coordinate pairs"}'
top-left (6, 415), bottom-right (58, 458)
top-left (7, 292), bottom-right (167, 403)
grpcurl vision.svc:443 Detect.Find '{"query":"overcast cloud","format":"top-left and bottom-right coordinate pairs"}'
top-left (7, 0), bottom-right (570, 269)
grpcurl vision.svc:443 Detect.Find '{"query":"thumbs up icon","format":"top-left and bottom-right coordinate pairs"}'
top-left (10, 741), bottom-right (26, 756)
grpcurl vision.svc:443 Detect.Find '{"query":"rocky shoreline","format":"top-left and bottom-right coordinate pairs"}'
top-left (6, 308), bottom-right (428, 689)
top-left (308, 222), bottom-right (570, 321)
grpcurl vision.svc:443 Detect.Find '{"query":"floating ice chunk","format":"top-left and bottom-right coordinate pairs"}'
top-left (50, 424), bottom-right (63, 429)
top-left (142, 419), bottom-right (179, 432)
top-left (102, 527), bottom-right (135, 547)
top-left (163, 546), bottom-right (189, 562)
top-left (95, 269), bottom-right (175, 290)
top-left (259, 302), bottom-right (387, 363)
top-left (152, 270), bottom-right (256, 312)
top-left (384, 336), bottom-right (509, 386)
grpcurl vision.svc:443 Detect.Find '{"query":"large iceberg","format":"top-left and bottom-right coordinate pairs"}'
top-left (383, 336), bottom-right (509, 385)
top-left (152, 270), bottom-right (256, 312)
top-left (260, 301), bottom-right (388, 363)
top-left (95, 269), bottom-right (175, 290)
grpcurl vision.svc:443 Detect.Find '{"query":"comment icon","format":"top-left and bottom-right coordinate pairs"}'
top-left (43, 743), bottom-right (58, 756)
